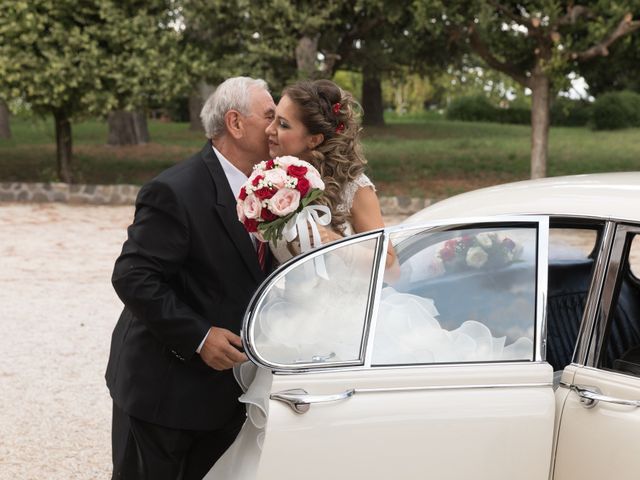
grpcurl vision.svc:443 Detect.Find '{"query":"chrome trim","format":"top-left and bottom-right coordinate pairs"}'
top-left (271, 388), bottom-right (355, 414)
top-left (242, 231), bottom-right (383, 371)
top-left (353, 382), bottom-right (552, 394)
top-left (363, 230), bottom-right (390, 368)
top-left (360, 231), bottom-right (388, 368)
top-left (536, 218), bottom-right (550, 362)
top-left (244, 215), bottom-right (550, 373)
top-left (592, 224), bottom-right (640, 367)
top-left (574, 221), bottom-right (616, 366)
top-left (570, 384), bottom-right (640, 409)
top-left (270, 360), bottom-right (551, 375)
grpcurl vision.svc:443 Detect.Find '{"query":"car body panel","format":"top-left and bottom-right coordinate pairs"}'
top-left (408, 173), bottom-right (640, 224)
top-left (259, 363), bottom-right (554, 480)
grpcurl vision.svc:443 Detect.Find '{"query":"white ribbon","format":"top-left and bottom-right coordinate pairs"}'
top-left (281, 204), bottom-right (332, 279)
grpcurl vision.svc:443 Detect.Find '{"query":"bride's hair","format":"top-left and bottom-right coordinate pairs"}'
top-left (282, 79), bottom-right (367, 233)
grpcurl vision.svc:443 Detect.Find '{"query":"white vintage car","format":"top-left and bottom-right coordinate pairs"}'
top-left (232, 172), bottom-right (640, 480)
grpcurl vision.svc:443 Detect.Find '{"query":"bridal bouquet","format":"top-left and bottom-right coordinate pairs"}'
top-left (438, 232), bottom-right (522, 273)
top-left (237, 156), bottom-right (331, 246)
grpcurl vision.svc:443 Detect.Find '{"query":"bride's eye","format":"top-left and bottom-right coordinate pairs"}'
top-left (279, 120), bottom-right (289, 129)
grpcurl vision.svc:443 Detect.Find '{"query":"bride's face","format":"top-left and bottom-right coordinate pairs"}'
top-left (265, 95), bottom-right (323, 160)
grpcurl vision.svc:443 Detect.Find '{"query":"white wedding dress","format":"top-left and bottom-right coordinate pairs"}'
top-left (204, 174), bottom-right (532, 479)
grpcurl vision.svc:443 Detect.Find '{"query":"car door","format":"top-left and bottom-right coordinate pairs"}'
top-left (243, 216), bottom-right (555, 480)
top-left (553, 224), bottom-right (640, 480)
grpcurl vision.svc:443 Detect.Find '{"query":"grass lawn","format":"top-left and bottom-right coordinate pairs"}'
top-left (1, 112), bottom-right (639, 198)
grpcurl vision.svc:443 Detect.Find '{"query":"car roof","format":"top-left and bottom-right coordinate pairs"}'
top-left (407, 172), bottom-right (640, 224)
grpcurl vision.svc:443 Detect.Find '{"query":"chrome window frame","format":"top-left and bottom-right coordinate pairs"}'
top-left (242, 230), bottom-right (384, 371)
top-left (590, 223), bottom-right (640, 368)
top-left (243, 215), bottom-right (550, 374)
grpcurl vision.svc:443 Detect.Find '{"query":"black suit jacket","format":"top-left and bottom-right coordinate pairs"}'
top-left (106, 143), bottom-right (266, 430)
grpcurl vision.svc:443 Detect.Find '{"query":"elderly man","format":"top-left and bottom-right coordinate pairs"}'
top-left (106, 77), bottom-right (276, 479)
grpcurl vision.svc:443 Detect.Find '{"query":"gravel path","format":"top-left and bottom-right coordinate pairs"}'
top-left (0, 203), bottom-right (407, 479)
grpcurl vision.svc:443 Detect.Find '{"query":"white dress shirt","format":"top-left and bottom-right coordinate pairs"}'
top-left (197, 144), bottom-right (250, 354)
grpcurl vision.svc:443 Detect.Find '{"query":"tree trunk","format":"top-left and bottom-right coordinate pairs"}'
top-left (53, 109), bottom-right (73, 183)
top-left (295, 35), bottom-right (319, 79)
top-left (189, 82), bottom-right (215, 132)
top-left (0, 99), bottom-right (11, 139)
top-left (107, 110), bottom-right (150, 145)
top-left (362, 66), bottom-right (385, 126)
top-left (530, 72), bottom-right (550, 179)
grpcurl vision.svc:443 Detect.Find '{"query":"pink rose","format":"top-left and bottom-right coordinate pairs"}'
top-left (242, 194), bottom-right (262, 219)
top-left (268, 188), bottom-right (300, 217)
top-left (263, 168), bottom-right (288, 189)
top-left (236, 199), bottom-right (246, 222)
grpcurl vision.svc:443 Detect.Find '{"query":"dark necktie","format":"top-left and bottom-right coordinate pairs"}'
top-left (257, 241), bottom-right (267, 272)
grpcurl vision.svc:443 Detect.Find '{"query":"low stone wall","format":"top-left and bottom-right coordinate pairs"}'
top-left (0, 182), bottom-right (435, 215)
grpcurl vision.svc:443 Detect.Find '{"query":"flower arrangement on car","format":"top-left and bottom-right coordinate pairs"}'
top-left (438, 232), bottom-right (523, 273)
top-left (236, 156), bottom-right (330, 247)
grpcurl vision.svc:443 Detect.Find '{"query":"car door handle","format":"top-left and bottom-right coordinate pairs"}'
top-left (571, 384), bottom-right (640, 409)
top-left (271, 388), bottom-right (355, 414)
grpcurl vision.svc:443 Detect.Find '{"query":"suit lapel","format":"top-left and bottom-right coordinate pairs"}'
top-left (200, 143), bottom-right (265, 283)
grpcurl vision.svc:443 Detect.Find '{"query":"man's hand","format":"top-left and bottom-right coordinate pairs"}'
top-left (199, 327), bottom-right (248, 370)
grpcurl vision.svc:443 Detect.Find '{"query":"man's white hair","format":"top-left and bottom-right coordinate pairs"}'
top-left (200, 76), bottom-right (269, 139)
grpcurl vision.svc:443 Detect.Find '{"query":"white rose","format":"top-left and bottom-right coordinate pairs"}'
top-left (476, 232), bottom-right (493, 249)
top-left (466, 246), bottom-right (488, 268)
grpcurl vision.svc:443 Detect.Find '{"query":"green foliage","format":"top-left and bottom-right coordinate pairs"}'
top-left (0, 1), bottom-right (189, 117)
top-left (446, 94), bottom-right (530, 124)
top-left (591, 90), bottom-right (640, 130)
top-left (550, 98), bottom-right (592, 127)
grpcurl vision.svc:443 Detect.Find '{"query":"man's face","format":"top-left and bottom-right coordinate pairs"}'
top-left (241, 87), bottom-right (276, 164)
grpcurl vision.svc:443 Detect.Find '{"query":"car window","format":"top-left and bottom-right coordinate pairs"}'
top-left (600, 231), bottom-right (640, 377)
top-left (372, 226), bottom-right (538, 366)
top-left (549, 228), bottom-right (597, 261)
top-left (546, 227), bottom-right (600, 371)
top-left (248, 236), bottom-right (379, 368)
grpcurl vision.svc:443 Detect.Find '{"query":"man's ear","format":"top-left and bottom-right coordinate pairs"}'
top-left (224, 110), bottom-right (243, 139)
top-left (308, 133), bottom-right (324, 150)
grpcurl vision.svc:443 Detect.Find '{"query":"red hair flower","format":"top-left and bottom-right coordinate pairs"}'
top-left (335, 122), bottom-right (345, 134)
top-left (332, 102), bottom-right (341, 115)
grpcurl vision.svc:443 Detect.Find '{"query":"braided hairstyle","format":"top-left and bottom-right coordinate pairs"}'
top-left (282, 79), bottom-right (367, 233)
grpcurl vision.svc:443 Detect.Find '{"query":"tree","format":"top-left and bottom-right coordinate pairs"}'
top-left (0, 99), bottom-right (10, 139)
top-left (579, 34), bottom-right (640, 95)
top-left (0, 1), bottom-right (189, 180)
top-left (418, 1), bottom-right (640, 178)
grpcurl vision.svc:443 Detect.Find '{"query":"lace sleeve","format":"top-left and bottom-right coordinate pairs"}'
top-left (338, 173), bottom-right (376, 213)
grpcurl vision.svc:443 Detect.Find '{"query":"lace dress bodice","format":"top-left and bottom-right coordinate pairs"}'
top-left (269, 173), bottom-right (375, 263)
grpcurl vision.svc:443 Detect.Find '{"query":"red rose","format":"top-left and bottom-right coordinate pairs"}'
top-left (252, 175), bottom-right (264, 187)
top-left (244, 218), bottom-right (259, 232)
top-left (295, 177), bottom-right (310, 196)
top-left (261, 208), bottom-right (277, 221)
top-left (444, 239), bottom-right (458, 250)
top-left (439, 245), bottom-right (455, 261)
top-left (461, 235), bottom-right (474, 246)
top-left (287, 165), bottom-right (308, 178)
top-left (238, 187), bottom-right (248, 200)
top-left (265, 159), bottom-right (275, 170)
top-left (254, 186), bottom-right (276, 200)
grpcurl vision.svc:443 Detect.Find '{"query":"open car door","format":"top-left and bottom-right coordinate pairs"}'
top-left (238, 216), bottom-right (555, 480)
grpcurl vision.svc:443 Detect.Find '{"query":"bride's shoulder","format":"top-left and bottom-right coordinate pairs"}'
top-left (338, 173), bottom-right (375, 214)
top-left (352, 172), bottom-right (375, 191)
